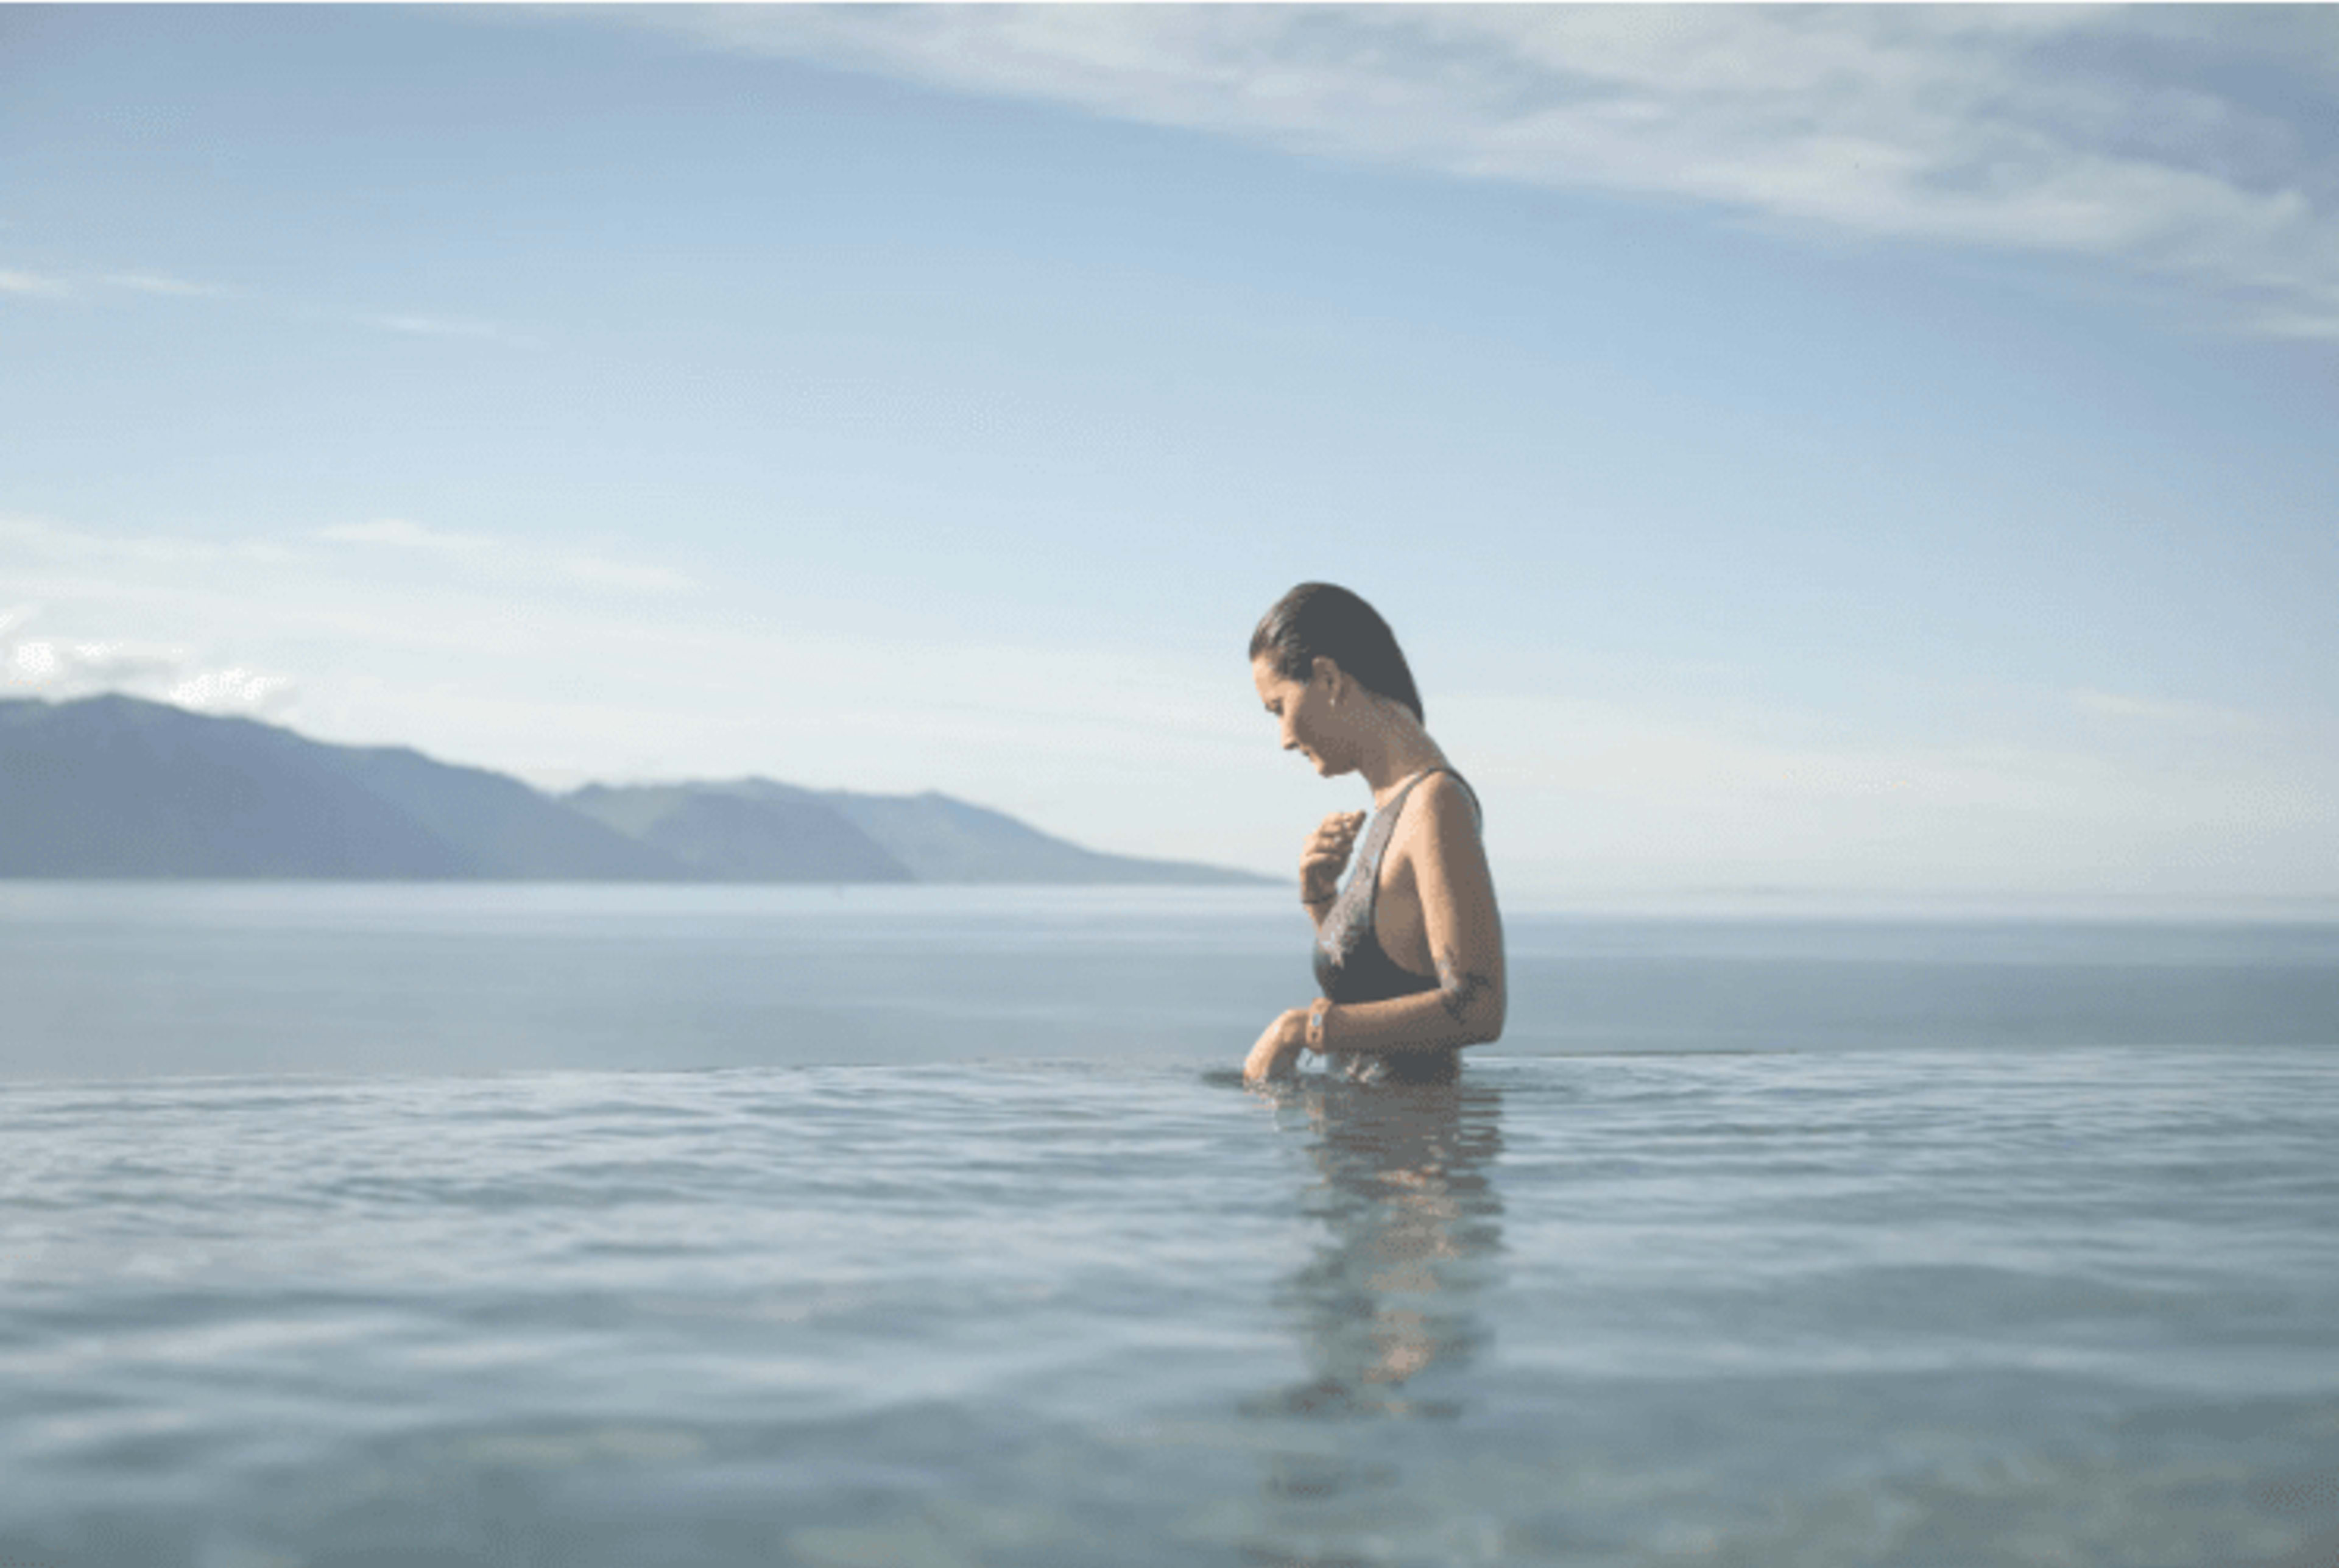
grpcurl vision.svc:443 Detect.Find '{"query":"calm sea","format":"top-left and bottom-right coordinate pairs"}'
top-left (4, 885), bottom-right (2337, 1567)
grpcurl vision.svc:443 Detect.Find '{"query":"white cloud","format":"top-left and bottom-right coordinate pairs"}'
top-left (559, 554), bottom-right (699, 595)
top-left (2, 262), bottom-right (526, 345)
top-left (7, 509), bottom-right (2334, 899)
top-left (316, 517), bottom-right (496, 558)
top-left (2069, 687), bottom-right (2256, 730)
top-left (103, 271), bottom-right (227, 298)
top-left (4, 266), bottom-right (230, 300)
top-left (644, 4), bottom-right (2339, 341)
top-left (314, 517), bottom-right (697, 594)
top-left (1437, 685), bottom-right (2338, 901)
top-left (0, 606), bottom-right (295, 719)
top-left (167, 666), bottom-right (297, 717)
top-left (0, 514), bottom-right (297, 574)
top-left (360, 312), bottom-right (524, 344)
top-left (0, 269), bottom-right (71, 297)
top-left (2250, 310), bottom-right (2339, 342)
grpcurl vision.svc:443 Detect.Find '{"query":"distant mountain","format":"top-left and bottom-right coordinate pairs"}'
top-left (581, 777), bottom-right (1263, 886)
top-left (0, 694), bottom-right (679, 880)
top-left (0, 694), bottom-right (456, 877)
top-left (813, 786), bottom-right (1247, 885)
top-left (0, 694), bottom-right (1268, 885)
top-left (313, 743), bottom-right (678, 880)
top-left (565, 783), bottom-right (913, 883)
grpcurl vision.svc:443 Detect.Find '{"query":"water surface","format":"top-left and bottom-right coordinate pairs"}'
top-left (2, 886), bottom-right (2335, 1566)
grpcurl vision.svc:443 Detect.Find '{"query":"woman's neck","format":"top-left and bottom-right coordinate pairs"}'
top-left (1350, 701), bottom-right (1446, 802)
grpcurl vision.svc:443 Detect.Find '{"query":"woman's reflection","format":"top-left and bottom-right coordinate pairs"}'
top-left (1246, 1076), bottom-right (1504, 1422)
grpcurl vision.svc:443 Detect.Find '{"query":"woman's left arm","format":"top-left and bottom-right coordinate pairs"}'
top-left (1245, 779), bottom-right (1505, 1080)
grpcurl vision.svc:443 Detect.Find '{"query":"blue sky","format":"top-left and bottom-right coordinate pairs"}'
top-left (4, 4), bottom-right (2336, 906)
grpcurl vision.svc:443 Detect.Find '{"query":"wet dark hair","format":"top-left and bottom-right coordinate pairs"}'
top-left (1249, 582), bottom-right (1424, 723)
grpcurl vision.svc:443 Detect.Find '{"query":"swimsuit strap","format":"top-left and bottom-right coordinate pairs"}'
top-left (1359, 768), bottom-right (1478, 922)
top-left (1356, 769), bottom-right (1433, 923)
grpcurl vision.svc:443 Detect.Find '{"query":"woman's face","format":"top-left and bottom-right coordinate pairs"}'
top-left (1253, 654), bottom-right (1343, 776)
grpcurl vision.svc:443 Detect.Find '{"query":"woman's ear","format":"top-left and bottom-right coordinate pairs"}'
top-left (1311, 655), bottom-right (1342, 701)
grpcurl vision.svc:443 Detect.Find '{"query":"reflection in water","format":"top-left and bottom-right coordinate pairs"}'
top-left (1247, 1078), bottom-right (1505, 1423)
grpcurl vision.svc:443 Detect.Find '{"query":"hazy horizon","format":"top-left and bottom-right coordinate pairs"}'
top-left (5, 5), bottom-right (2335, 903)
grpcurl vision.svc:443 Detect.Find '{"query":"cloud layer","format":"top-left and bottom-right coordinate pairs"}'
top-left (313, 518), bottom-right (700, 595)
top-left (0, 510), bottom-right (706, 726)
top-left (6, 504), bottom-right (2333, 900)
top-left (0, 263), bottom-right (526, 343)
top-left (1, 605), bottom-right (296, 719)
top-left (654, 4), bottom-right (2339, 340)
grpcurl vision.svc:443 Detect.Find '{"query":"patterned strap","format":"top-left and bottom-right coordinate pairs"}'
top-left (1359, 768), bottom-right (1448, 919)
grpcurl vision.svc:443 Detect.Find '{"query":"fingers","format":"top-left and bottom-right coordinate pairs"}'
top-left (1299, 810), bottom-right (1366, 902)
top-left (1302, 813), bottom-right (1365, 863)
top-left (1302, 839), bottom-right (1355, 869)
top-left (1308, 811), bottom-right (1366, 852)
top-left (1245, 1040), bottom-right (1301, 1084)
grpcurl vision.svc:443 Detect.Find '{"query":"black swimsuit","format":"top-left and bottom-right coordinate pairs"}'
top-left (1313, 768), bottom-right (1481, 1085)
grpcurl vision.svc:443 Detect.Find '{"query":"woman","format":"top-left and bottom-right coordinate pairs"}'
top-left (1243, 582), bottom-right (1505, 1084)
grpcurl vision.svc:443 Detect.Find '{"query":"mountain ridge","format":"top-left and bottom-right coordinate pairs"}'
top-left (0, 694), bottom-right (1270, 885)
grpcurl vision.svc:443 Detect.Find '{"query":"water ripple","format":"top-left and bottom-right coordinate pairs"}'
top-left (3, 1050), bottom-right (2337, 1566)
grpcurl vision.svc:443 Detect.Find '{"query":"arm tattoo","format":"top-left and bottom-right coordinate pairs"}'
top-left (1435, 948), bottom-right (1495, 1028)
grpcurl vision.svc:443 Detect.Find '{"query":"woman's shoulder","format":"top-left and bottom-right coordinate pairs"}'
top-left (1418, 768), bottom-right (1482, 819)
top-left (1388, 766), bottom-right (1495, 901)
top-left (1400, 768), bottom-right (1483, 839)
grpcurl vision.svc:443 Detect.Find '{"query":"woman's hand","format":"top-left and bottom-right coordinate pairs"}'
top-left (1244, 1008), bottom-right (1309, 1084)
top-left (1300, 810), bottom-right (1367, 908)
